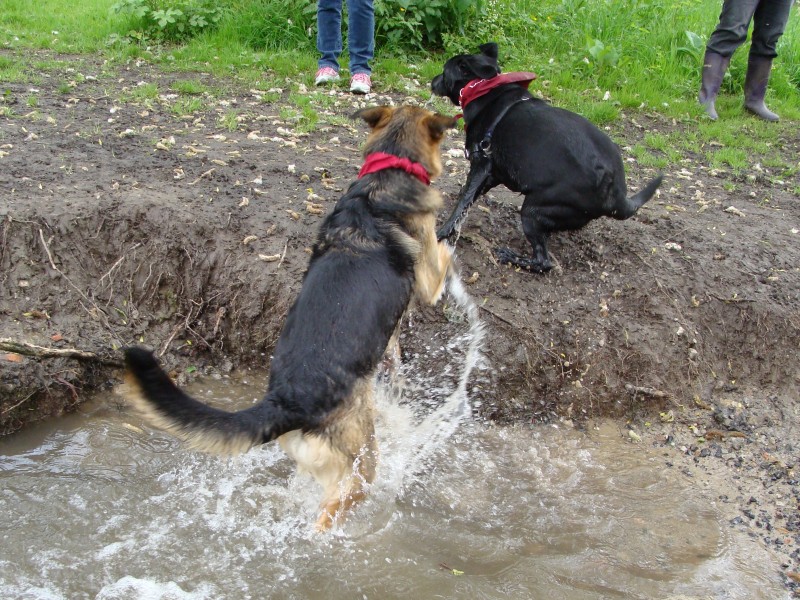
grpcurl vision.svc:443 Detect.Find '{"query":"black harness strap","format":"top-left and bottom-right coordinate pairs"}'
top-left (466, 97), bottom-right (531, 160)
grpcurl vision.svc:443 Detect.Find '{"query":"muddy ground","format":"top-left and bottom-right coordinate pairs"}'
top-left (1, 49), bottom-right (799, 593)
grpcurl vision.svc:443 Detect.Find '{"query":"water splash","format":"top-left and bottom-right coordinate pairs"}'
top-left (310, 270), bottom-right (488, 537)
top-left (380, 270), bottom-right (486, 478)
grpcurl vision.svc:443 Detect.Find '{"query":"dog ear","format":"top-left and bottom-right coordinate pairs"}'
top-left (426, 113), bottom-right (460, 140)
top-left (353, 106), bottom-right (393, 130)
top-left (478, 42), bottom-right (498, 60)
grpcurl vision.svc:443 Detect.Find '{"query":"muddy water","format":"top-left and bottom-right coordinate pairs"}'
top-left (0, 281), bottom-right (788, 599)
top-left (0, 398), bottom-right (788, 600)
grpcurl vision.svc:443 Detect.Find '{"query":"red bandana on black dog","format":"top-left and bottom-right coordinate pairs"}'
top-left (358, 152), bottom-right (431, 185)
top-left (458, 72), bottom-right (538, 110)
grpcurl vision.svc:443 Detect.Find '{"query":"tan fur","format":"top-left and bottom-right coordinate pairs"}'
top-left (278, 377), bottom-right (378, 531)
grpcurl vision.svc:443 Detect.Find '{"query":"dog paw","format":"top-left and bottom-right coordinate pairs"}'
top-left (494, 247), bottom-right (552, 273)
top-left (315, 508), bottom-right (336, 532)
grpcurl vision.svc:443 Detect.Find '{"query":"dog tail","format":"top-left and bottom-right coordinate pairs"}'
top-left (620, 174), bottom-right (663, 218)
top-left (123, 347), bottom-right (290, 455)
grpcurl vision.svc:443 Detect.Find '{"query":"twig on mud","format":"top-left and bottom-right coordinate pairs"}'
top-left (183, 298), bottom-right (213, 349)
top-left (159, 300), bottom-right (210, 356)
top-left (624, 383), bottom-right (671, 400)
top-left (39, 228), bottom-right (58, 270)
top-left (478, 304), bottom-right (517, 328)
top-left (188, 168), bottom-right (216, 185)
top-left (0, 391), bottom-right (37, 415)
top-left (38, 229), bottom-right (120, 341)
top-left (99, 243), bottom-right (142, 286)
top-left (275, 240), bottom-right (289, 271)
top-left (709, 293), bottom-right (755, 304)
top-left (185, 324), bottom-right (213, 350)
top-left (0, 338), bottom-right (123, 367)
top-left (0, 215), bottom-right (10, 283)
top-left (212, 306), bottom-right (227, 337)
top-left (159, 323), bottom-right (183, 357)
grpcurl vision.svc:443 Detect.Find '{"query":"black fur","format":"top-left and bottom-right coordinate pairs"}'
top-left (124, 174), bottom-right (419, 444)
top-left (432, 42), bottom-right (663, 273)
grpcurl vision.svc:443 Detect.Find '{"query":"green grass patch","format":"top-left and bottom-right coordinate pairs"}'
top-left (171, 96), bottom-right (204, 116)
top-left (172, 79), bottom-right (208, 95)
top-left (0, 55), bottom-right (28, 83)
top-left (1, 0), bottom-right (121, 52)
top-left (218, 109), bottom-right (240, 132)
top-left (129, 82), bottom-right (160, 102)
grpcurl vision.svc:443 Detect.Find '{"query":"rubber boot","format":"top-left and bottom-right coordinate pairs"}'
top-left (698, 50), bottom-right (731, 120)
top-left (744, 55), bottom-right (779, 122)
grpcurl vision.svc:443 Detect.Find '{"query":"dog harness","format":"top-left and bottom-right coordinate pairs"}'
top-left (358, 152), bottom-right (431, 185)
top-left (457, 72), bottom-right (537, 161)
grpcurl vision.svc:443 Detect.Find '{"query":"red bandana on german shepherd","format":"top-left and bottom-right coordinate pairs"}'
top-left (123, 105), bottom-right (458, 531)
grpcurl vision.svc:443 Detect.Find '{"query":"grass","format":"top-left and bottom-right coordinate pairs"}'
top-left (0, 0), bottom-right (798, 173)
top-left (171, 96), bottom-right (204, 117)
top-left (172, 79), bottom-right (208, 95)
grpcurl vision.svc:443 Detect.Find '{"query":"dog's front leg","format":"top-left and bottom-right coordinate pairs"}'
top-left (415, 234), bottom-right (454, 306)
top-left (437, 158), bottom-right (494, 242)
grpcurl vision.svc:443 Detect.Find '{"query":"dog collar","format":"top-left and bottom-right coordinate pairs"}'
top-left (358, 152), bottom-right (431, 185)
top-left (458, 71), bottom-right (537, 109)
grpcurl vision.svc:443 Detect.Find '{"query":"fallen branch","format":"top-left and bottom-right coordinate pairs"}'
top-left (0, 338), bottom-right (123, 367)
top-left (478, 304), bottom-right (517, 328)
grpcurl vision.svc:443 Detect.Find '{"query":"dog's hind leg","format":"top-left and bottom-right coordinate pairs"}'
top-left (495, 203), bottom-right (553, 273)
top-left (279, 379), bottom-right (378, 531)
top-left (315, 433), bottom-right (378, 531)
top-left (437, 158), bottom-right (494, 242)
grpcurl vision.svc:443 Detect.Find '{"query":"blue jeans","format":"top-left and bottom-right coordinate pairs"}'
top-left (707, 0), bottom-right (795, 59)
top-left (317, 0), bottom-right (374, 75)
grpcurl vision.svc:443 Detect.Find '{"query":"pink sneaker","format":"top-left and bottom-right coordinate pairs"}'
top-left (314, 67), bottom-right (340, 85)
top-left (350, 73), bottom-right (371, 94)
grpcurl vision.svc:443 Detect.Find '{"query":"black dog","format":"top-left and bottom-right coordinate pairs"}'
top-left (432, 42), bottom-right (663, 273)
top-left (123, 105), bottom-right (456, 531)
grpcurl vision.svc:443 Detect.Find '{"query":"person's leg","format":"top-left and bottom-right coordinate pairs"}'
top-left (744, 0), bottom-right (794, 120)
top-left (346, 0), bottom-right (374, 76)
top-left (700, 0), bottom-right (758, 118)
top-left (317, 0), bottom-right (343, 75)
top-left (750, 0), bottom-right (794, 58)
top-left (706, 0), bottom-right (759, 57)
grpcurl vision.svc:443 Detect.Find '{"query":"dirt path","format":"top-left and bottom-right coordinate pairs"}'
top-left (1, 50), bottom-right (799, 593)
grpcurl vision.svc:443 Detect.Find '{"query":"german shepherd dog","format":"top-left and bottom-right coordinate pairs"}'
top-left (123, 105), bottom-right (458, 531)
top-left (431, 42), bottom-right (663, 273)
